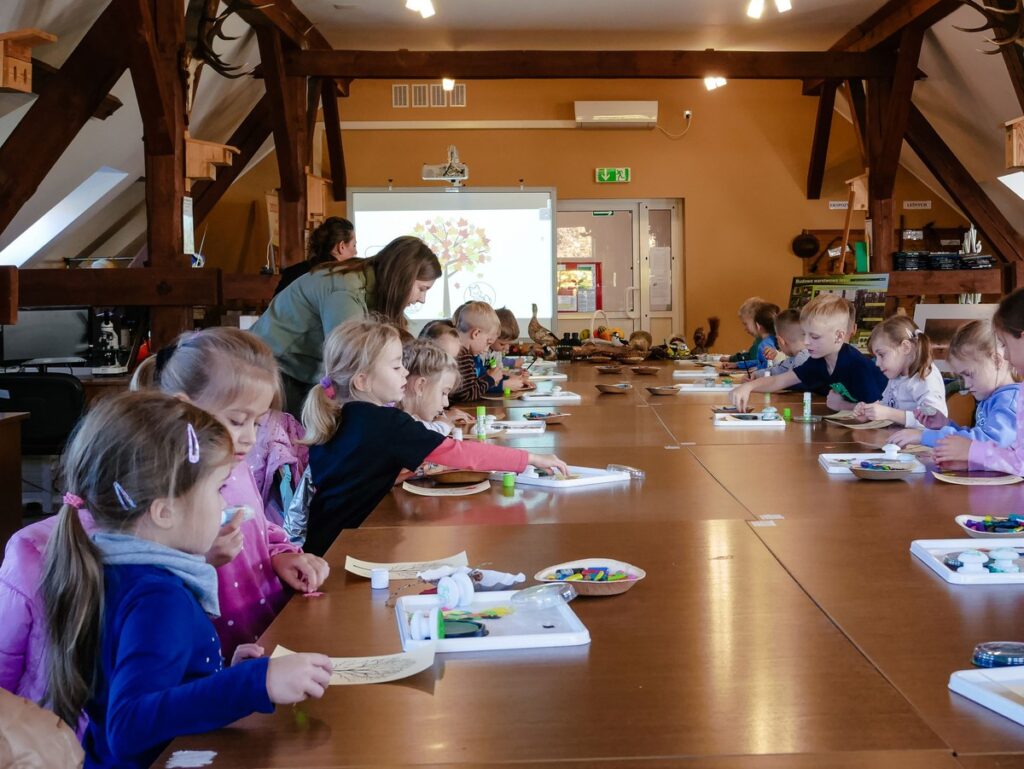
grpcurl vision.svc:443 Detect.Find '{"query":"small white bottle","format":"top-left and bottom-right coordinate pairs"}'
top-left (802, 391), bottom-right (812, 420)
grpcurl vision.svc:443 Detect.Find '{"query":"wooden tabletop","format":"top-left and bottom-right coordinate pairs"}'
top-left (159, 521), bottom-right (945, 767)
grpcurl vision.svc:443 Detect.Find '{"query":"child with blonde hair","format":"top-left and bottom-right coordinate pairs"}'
top-left (302, 318), bottom-right (569, 555)
top-left (42, 392), bottom-right (331, 767)
top-left (401, 339), bottom-right (460, 435)
top-left (851, 315), bottom-right (947, 426)
top-left (419, 319), bottom-right (461, 359)
top-left (931, 291), bottom-right (1024, 468)
top-left (731, 293), bottom-right (887, 412)
top-left (720, 296), bottom-right (765, 366)
top-left (133, 327), bottom-right (328, 658)
top-left (724, 302), bottom-right (779, 373)
top-left (892, 319), bottom-right (1017, 449)
top-left (449, 302), bottom-right (527, 401)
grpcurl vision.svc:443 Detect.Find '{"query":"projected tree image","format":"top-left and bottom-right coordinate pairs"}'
top-left (412, 216), bottom-right (491, 316)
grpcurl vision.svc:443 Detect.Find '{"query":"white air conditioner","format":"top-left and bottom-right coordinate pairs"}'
top-left (574, 100), bottom-right (658, 129)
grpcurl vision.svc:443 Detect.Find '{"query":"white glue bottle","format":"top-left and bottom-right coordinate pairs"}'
top-left (474, 406), bottom-right (487, 439)
top-left (802, 391), bottom-right (812, 420)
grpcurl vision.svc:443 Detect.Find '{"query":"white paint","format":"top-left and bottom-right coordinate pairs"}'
top-left (166, 750), bottom-right (217, 768)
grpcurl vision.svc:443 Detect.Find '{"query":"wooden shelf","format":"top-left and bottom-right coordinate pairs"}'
top-left (887, 269), bottom-right (1003, 296)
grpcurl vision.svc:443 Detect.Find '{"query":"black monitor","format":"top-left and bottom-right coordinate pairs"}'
top-left (1, 307), bottom-right (91, 364)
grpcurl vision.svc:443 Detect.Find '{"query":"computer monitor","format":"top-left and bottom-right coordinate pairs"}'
top-left (1, 307), bottom-right (91, 364)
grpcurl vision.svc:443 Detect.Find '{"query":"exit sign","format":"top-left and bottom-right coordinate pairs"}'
top-left (595, 167), bottom-right (631, 183)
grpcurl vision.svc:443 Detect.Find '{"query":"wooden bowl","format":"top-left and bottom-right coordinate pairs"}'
top-left (426, 470), bottom-right (492, 484)
top-left (535, 558), bottom-right (646, 596)
top-left (618, 356), bottom-right (645, 364)
top-left (850, 466), bottom-right (913, 481)
top-left (646, 385), bottom-right (680, 396)
top-left (595, 383), bottom-right (632, 394)
top-left (588, 355), bottom-right (613, 364)
top-left (595, 365), bottom-right (623, 374)
top-left (631, 366), bottom-right (660, 375)
top-left (523, 412), bottom-right (569, 425)
top-left (955, 515), bottom-right (1024, 539)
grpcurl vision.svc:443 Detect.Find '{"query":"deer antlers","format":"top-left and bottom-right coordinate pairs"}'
top-left (956, 0), bottom-right (1024, 52)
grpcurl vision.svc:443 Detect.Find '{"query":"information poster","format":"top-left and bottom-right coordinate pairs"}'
top-left (788, 273), bottom-right (889, 348)
top-left (557, 262), bottom-right (601, 314)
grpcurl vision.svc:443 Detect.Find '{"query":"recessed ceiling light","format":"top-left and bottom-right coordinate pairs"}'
top-left (405, 0), bottom-right (435, 17)
top-left (704, 76), bottom-right (727, 90)
top-left (442, 78), bottom-right (455, 91)
top-left (746, 0), bottom-right (765, 18)
top-left (775, 0), bottom-right (792, 12)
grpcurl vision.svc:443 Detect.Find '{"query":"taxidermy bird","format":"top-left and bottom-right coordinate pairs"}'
top-left (529, 303), bottom-right (559, 347)
top-left (691, 317), bottom-right (720, 354)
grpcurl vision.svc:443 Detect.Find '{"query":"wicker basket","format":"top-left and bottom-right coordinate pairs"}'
top-left (534, 558), bottom-right (646, 596)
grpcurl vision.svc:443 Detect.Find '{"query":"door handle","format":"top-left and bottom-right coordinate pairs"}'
top-left (626, 286), bottom-right (640, 319)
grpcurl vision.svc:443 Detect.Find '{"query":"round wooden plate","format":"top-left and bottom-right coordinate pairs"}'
top-left (631, 366), bottom-right (659, 375)
top-left (646, 385), bottom-right (680, 396)
top-left (596, 383), bottom-right (632, 394)
top-left (596, 365), bottom-right (623, 374)
top-left (426, 470), bottom-right (492, 484)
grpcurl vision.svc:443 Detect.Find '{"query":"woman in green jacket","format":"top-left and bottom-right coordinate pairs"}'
top-left (251, 235), bottom-right (442, 414)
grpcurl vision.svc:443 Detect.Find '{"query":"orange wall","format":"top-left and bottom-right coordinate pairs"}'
top-left (203, 79), bottom-right (965, 352)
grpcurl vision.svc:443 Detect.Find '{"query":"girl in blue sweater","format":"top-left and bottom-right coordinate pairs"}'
top-left (42, 392), bottom-right (332, 769)
top-left (891, 320), bottom-right (1018, 450)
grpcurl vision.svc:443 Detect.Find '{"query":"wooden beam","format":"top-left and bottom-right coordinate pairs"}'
top-left (257, 27), bottom-right (307, 268)
top-left (829, 0), bottom-right (959, 53)
top-left (807, 81), bottom-right (838, 200)
top-left (193, 94), bottom-right (273, 224)
top-left (321, 77), bottom-right (346, 201)
top-left (887, 268), bottom-right (1003, 296)
top-left (120, 0), bottom-right (175, 155)
top-left (869, 197), bottom-right (897, 273)
top-left (306, 76), bottom-right (321, 165)
top-left (31, 58), bottom-right (122, 119)
top-left (844, 79), bottom-right (869, 167)
top-left (0, 267), bottom-right (16, 325)
top-left (284, 49), bottom-right (896, 80)
top-left (234, 0), bottom-right (333, 51)
top-left (905, 104), bottom-right (1024, 263)
top-left (1002, 44), bottom-right (1024, 114)
top-left (220, 273), bottom-right (277, 304)
top-left (18, 269), bottom-right (218, 307)
top-left (870, 25), bottom-right (925, 200)
top-left (0, 1), bottom-right (127, 238)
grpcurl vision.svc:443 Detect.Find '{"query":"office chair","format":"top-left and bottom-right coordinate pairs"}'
top-left (0, 374), bottom-right (86, 513)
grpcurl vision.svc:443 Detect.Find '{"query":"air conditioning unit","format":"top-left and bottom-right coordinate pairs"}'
top-left (574, 101), bottom-right (658, 129)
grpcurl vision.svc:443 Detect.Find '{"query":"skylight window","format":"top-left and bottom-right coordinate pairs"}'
top-left (0, 166), bottom-right (130, 267)
top-left (999, 171), bottom-right (1024, 203)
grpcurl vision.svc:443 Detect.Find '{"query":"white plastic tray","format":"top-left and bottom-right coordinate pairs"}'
top-left (518, 391), bottom-right (583, 404)
top-left (910, 538), bottom-right (1024, 584)
top-left (395, 590), bottom-right (590, 652)
top-left (675, 382), bottom-right (737, 393)
top-left (673, 369), bottom-right (723, 379)
top-left (950, 667), bottom-right (1024, 726)
top-left (713, 413), bottom-right (786, 429)
top-left (818, 452), bottom-right (926, 475)
top-left (527, 373), bottom-right (568, 382)
top-left (492, 465), bottom-right (632, 489)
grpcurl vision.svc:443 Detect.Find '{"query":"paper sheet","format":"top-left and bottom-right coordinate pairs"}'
top-left (931, 470), bottom-right (1024, 486)
top-left (825, 418), bottom-right (894, 430)
top-left (344, 551), bottom-right (469, 579)
top-left (271, 644), bottom-right (435, 685)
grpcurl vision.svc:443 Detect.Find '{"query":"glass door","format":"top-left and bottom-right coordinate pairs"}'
top-left (555, 199), bottom-right (683, 343)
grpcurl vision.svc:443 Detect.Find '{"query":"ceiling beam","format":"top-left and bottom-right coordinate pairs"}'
top-left (1003, 44), bottom-right (1024, 114)
top-left (806, 81), bottom-right (838, 200)
top-left (870, 25), bottom-right (925, 200)
top-left (905, 104), bottom-right (1024, 263)
top-left (321, 77), bottom-right (346, 201)
top-left (232, 0), bottom-right (332, 51)
top-left (0, 0), bottom-right (127, 238)
top-left (120, 0), bottom-right (176, 155)
top-left (192, 94), bottom-right (273, 224)
top-left (31, 58), bottom-right (122, 119)
top-left (283, 49), bottom-right (896, 80)
top-left (844, 80), bottom-right (869, 167)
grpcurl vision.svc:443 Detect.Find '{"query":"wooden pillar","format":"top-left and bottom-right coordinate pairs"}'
top-left (806, 80), bottom-right (837, 200)
top-left (322, 78), bottom-right (347, 201)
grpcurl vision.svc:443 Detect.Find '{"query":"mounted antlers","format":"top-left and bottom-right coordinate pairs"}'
top-left (956, 0), bottom-right (1024, 52)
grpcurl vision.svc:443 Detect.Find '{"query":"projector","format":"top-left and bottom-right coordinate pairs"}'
top-left (422, 144), bottom-right (468, 185)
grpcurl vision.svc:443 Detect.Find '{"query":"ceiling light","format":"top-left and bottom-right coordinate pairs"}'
top-left (999, 171), bottom-right (1024, 201)
top-left (746, 0), bottom-right (765, 19)
top-left (704, 76), bottom-right (727, 91)
top-left (405, 0), bottom-right (435, 17)
top-left (442, 78), bottom-right (455, 91)
top-left (775, 0), bottom-right (792, 11)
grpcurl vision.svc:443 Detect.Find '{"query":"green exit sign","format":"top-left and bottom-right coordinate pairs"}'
top-left (595, 167), bottom-right (631, 183)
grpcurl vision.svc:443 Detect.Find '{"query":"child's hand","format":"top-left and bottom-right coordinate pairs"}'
top-left (231, 643), bottom-right (265, 666)
top-left (272, 552), bottom-right (330, 593)
top-left (446, 408), bottom-right (474, 426)
top-left (720, 362), bottom-right (738, 371)
top-left (730, 382), bottom-right (754, 412)
top-left (933, 435), bottom-right (972, 465)
top-left (763, 346), bottom-right (778, 361)
top-left (914, 408), bottom-right (948, 430)
top-left (825, 390), bottom-right (851, 411)
top-left (266, 653), bottom-right (333, 704)
top-left (527, 453), bottom-right (570, 478)
top-left (889, 428), bottom-right (923, 447)
top-left (204, 510), bottom-right (245, 567)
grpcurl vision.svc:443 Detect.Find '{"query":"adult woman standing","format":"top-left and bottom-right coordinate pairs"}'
top-left (251, 235), bottom-right (442, 415)
top-left (275, 217), bottom-right (358, 296)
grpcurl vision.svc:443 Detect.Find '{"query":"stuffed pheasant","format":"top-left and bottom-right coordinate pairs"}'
top-left (528, 303), bottom-right (559, 347)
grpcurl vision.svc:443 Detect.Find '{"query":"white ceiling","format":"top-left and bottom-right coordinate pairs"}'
top-left (297, 0), bottom-right (893, 51)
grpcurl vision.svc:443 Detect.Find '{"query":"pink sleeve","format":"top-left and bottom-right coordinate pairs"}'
top-left (0, 575), bottom-right (32, 693)
top-left (968, 384), bottom-right (1024, 473)
top-left (426, 438), bottom-right (529, 473)
top-left (266, 520), bottom-right (301, 557)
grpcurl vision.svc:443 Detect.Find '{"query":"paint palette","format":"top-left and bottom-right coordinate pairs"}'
top-left (818, 452), bottom-right (926, 475)
top-left (950, 666), bottom-right (1024, 728)
top-left (713, 412), bottom-right (785, 429)
top-left (494, 465), bottom-right (632, 489)
top-left (910, 538), bottom-right (1024, 584)
top-left (676, 381), bottom-right (736, 393)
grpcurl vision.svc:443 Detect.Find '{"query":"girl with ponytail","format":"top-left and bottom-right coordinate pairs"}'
top-left (42, 391), bottom-right (331, 768)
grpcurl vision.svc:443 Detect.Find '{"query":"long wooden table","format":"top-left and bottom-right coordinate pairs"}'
top-left (160, 360), bottom-right (1024, 767)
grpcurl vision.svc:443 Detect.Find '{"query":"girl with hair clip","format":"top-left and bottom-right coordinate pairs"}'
top-left (851, 315), bottom-right (947, 426)
top-left (933, 289), bottom-right (1024, 469)
top-left (891, 319), bottom-right (1018, 451)
top-left (301, 318), bottom-right (570, 557)
top-left (400, 339), bottom-right (460, 436)
top-left (42, 392), bottom-right (331, 769)
top-left (133, 327), bottom-right (329, 660)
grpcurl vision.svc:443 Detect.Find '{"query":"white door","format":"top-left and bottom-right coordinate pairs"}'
top-left (555, 199), bottom-right (683, 343)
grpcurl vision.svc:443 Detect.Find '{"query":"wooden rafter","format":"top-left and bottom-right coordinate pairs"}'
top-left (905, 104), bottom-right (1024, 263)
top-left (193, 94), bottom-right (273, 224)
top-left (844, 79), bottom-right (869, 166)
top-left (807, 80), bottom-right (838, 199)
top-left (321, 78), bottom-right (346, 201)
top-left (121, 0), bottom-right (176, 155)
top-left (234, 0), bottom-right (333, 51)
top-left (31, 59), bottom-right (123, 119)
top-left (306, 76), bottom-right (321, 166)
top-left (870, 25), bottom-right (925, 200)
top-left (284, 50), bottom-right (896, 80)
top-left (0, 1), bottom-right (127, 238)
